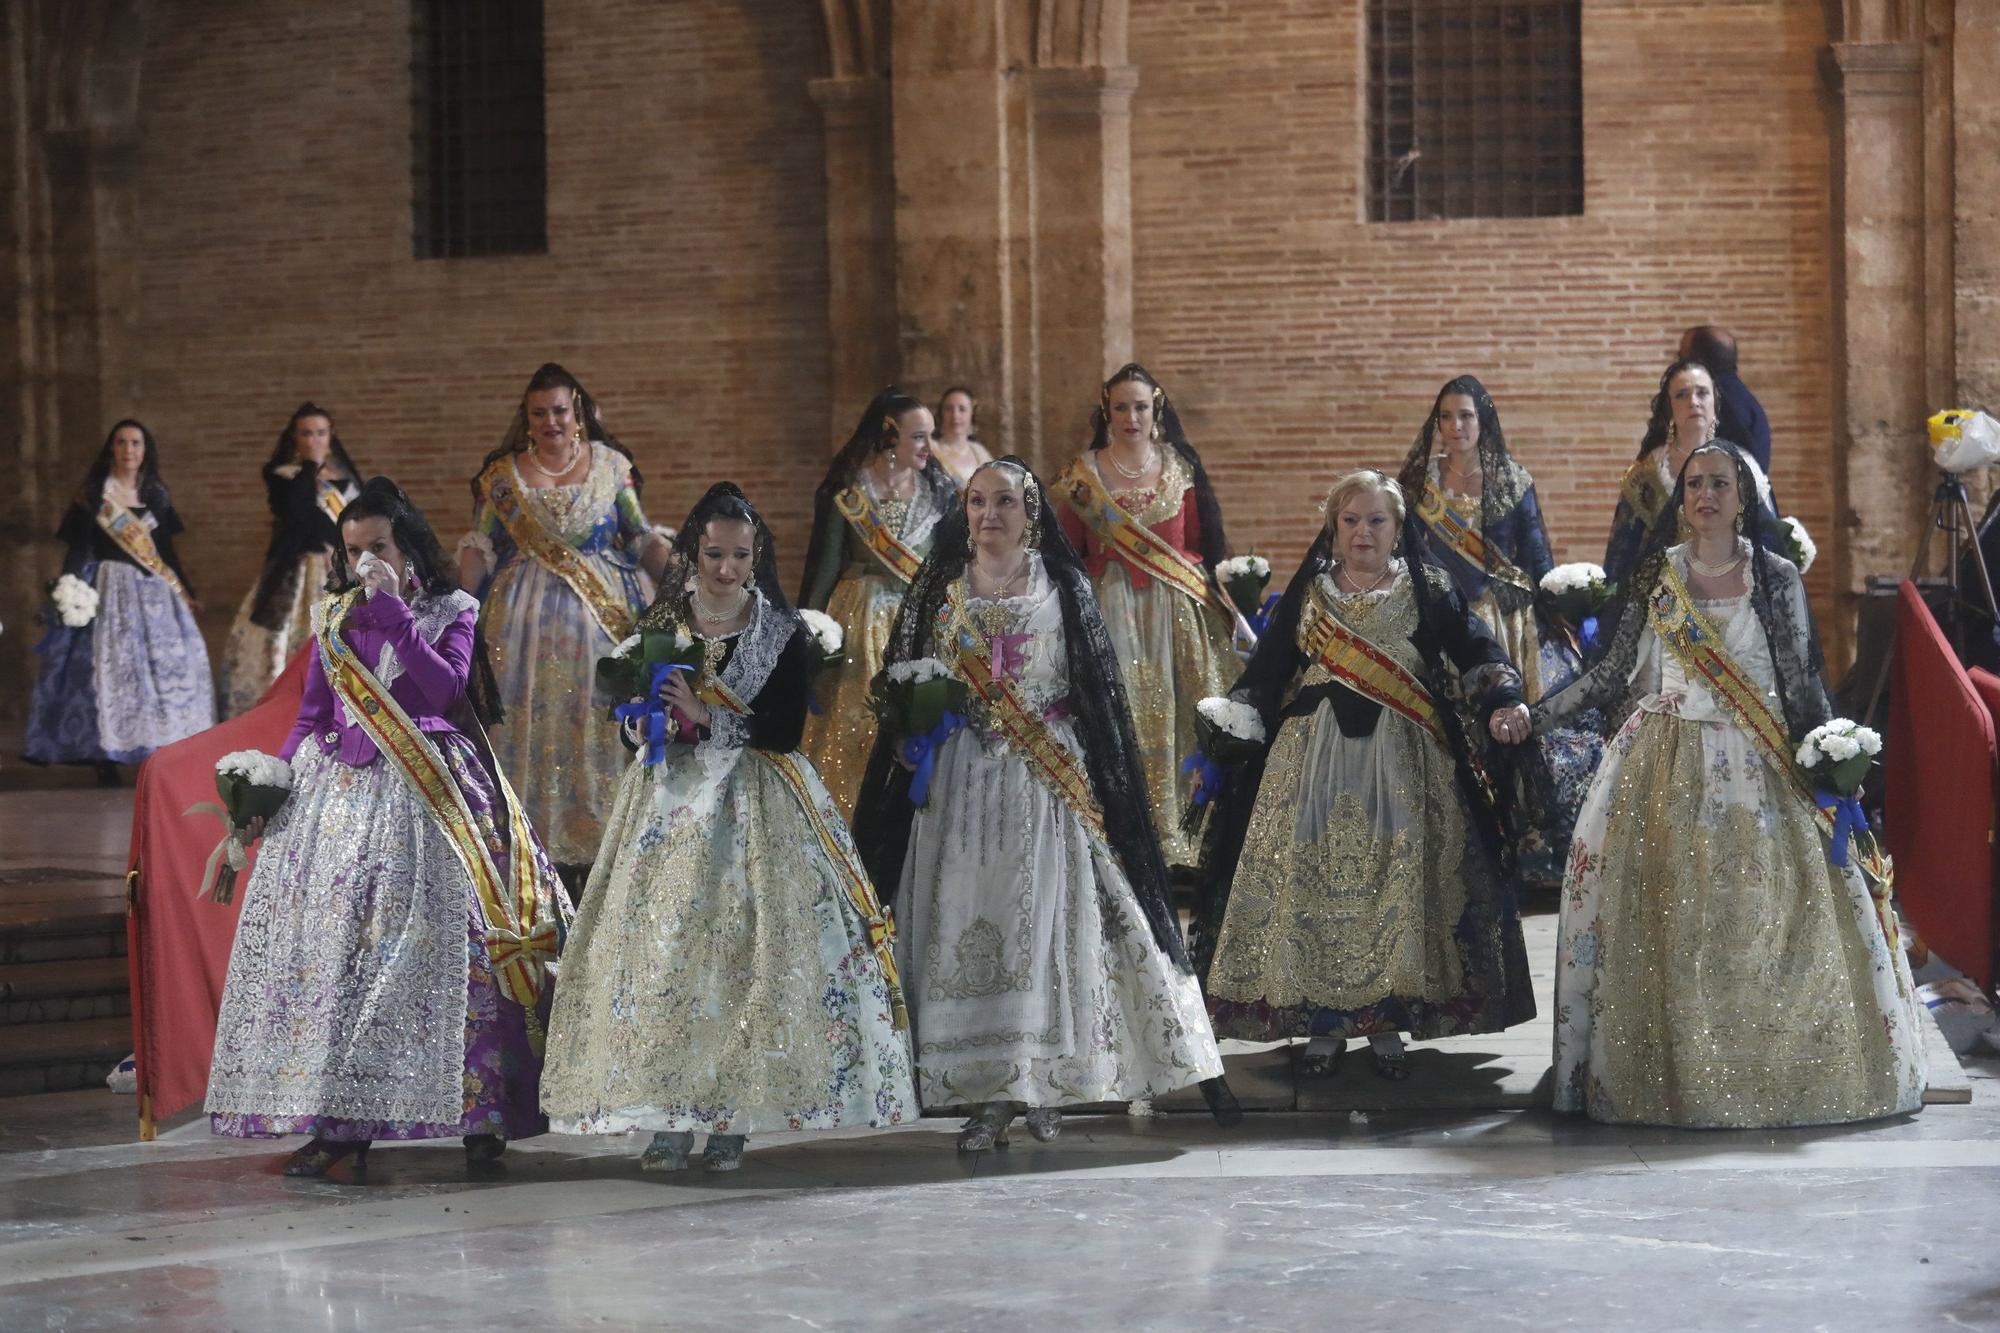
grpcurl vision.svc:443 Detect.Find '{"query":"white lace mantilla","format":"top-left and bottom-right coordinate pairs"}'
top-left (698, 590), bottom-right (796, 751)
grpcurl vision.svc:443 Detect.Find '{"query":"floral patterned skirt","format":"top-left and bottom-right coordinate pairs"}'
top-left (1553, 707), bottom-right (1925, 1128)
top-left (541, 745), bottom-right (914, 1136)
top-left (207, 734), bottom-right (554, 1142)
top-left (218, 552), bottom-right (329, 719)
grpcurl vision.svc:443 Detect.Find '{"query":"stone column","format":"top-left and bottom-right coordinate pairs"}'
top-left (808, 75), bottom-right (899, 445)
top-left (1826, 39), bottom-right (1930, 664)
top-left (1023, 63), bottom-right (1137, 472)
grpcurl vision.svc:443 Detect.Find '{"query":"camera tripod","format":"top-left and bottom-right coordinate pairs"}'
top-left (1863, 469), bottom-right (2000, 723)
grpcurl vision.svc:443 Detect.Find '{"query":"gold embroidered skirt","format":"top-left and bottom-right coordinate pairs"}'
top-left (798, 572), bottom-right (901, 818)
top-left (1094, 566), bottom-right (1238, 868)
top-left (1205, 698), bottom-right (1532, 1041)
top-left (218, 552), bottom-right (330, 719)
top-left (1553, 707), bottom-right (1926, 1127)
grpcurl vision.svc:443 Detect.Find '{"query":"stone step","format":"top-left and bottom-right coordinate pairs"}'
top-left (0, 957), bottom-right (131, 1026)
top-left (0, 1016), bottom-right (128, 1097)
top-left (0, 866), bottom-right (129, 966)
top-left (0, 921), bottom-right (127, 966)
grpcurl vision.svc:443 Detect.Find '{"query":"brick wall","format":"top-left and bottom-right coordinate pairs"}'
top-left (1125, 0), bottom-right (1839, 605)
top-left (115, 0), bottom-right (830, 638)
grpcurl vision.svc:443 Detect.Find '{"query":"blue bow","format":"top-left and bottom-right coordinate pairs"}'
top-left (1247, 591), bottom-right (1282, 640)
top-left (1182, 751), bottom-right (1227, 807)
top-left (1579, 614), bottom-right (1600, 654)
top-left (612, 662), bottom-right (691, 766)
top-left (1815, 789), bottom-right (1867, 867)
top-left (905, 711), bottom-right (965, 807)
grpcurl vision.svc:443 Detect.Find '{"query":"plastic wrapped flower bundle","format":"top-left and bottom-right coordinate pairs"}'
top-left (196, 751), bottom-right (294, 904)
top-left (50, 573), bottom-right (100, 628)
top-left (1781, 516), bottom-right (1817, 574)
top-left (799, 609), bottom-right (845, 670)
top-left (1796, 719), bottom-right (1882, 794)
top-left (1215, 554), bottom-right (1272, 617)
top-left (875, 657), bottom-right (967, 737)
top-left (1194, 696), bottom-right (1266, 762)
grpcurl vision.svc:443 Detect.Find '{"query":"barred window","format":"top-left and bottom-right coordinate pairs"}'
top-left (409, 0), bottom-right (547, 259)
top-left (1365, 0), bottom-right (1583, 223)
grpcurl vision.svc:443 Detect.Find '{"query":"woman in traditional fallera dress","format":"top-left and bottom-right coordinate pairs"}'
top-left (1397, 375), bottom-right (1602, 887)
top-left (206, 478), bottom-right (570, 1178)
top-left (932, 385), bottom-right (993, 488)
top-left (1054, 363), bottom-right (1250, 870)
top-left (458, 363), bottom-right (671, 874)
top-left (1536, 441), bottom-right (1924, 1128)
top-left (852, 459), bottom-right (1230, 1152)
top-left (218, 403), bottom-right (362, 717)
top-left (797, 387), bottom-right (958, 814)
top-left (541, 484), bottom-right (914, 1172)
top-left (24, 419), bottom-right (215, 774)
top-left (1192, 471), bottom-right (1536, 1080)
top-left (1602, 358), bottom-right (1779, 609)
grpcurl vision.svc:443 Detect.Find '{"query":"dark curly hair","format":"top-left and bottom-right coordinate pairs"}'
top-left (76, 419), bottom-right (168, 510)
top-left (472, 362), bottom-right (642, 500)
top-left (1637, 358), bottom-right (1713, 459)
top-left (328, 476), bottom-right (460, 599)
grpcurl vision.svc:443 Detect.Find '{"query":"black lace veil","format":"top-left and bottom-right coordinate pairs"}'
top-left (849, 456), bottom-right (1187, 967)
top-left (1396, 375), bottom-right (1544, 614)
top-left (643, 482), bottom-right (794, 631)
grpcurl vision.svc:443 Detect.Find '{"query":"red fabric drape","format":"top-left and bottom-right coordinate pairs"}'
top-left (126, 650), bottom-right (308, 1130)
top-left (1885, 583), bottom-right (2000, 988)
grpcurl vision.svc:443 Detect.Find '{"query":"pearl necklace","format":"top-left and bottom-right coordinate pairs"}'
top-left (1339, 561), bottom-right (1395, 595)
top-left (1686, 543), bottom-right (1746, 579)
top-left (522, 437), bottom-right (583, 480)
top-left (692, 584), bottom-right (751, 627)
top-left (1107, 443), bottom-right (1157, 481)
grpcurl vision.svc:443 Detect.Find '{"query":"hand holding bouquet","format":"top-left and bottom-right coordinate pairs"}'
top-left (872, 658), bottom-right (969, 805)
top-left (188, 751), bottom-right (293, 904)
top-left (1797, 719), bottom-right (1882, 868)
top-left (600, 628), bottom-right (707, 759)
top-left (799, 609), bottom-right (846, 672)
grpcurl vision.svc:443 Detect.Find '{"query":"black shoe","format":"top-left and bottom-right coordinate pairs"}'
top-left (282, 1138), bottom-right (370, 1178)
top-left (1198, 1076), bottom-right (1245, 1128)
top-left (463, 1133), bottom-right (506, 1166)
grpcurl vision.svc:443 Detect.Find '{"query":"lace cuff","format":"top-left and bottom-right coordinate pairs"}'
top-left (703, 705), bottom-right (750, 750)
top-left (456, 531), bottom-right (495, 570)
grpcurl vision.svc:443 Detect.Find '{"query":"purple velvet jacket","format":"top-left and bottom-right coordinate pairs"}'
top-left (280, 589), bottom-right (477, 766)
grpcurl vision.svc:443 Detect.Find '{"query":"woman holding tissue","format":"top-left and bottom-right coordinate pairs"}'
top-left (206, 478), bottom-right (571, 1179)
top-left (540, 483), bottom-right (914, 1174)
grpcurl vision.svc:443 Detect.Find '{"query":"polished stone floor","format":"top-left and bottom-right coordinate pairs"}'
top-left (4, 773), bottom-right (1998, 1330)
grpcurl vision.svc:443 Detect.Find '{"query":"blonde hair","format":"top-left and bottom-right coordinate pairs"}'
top-left (1321, 469), bottom-right (1407, 532)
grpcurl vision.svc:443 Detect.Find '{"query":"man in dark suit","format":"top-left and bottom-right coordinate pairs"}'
top-left (1679, 324), bottom-right (1772, 476)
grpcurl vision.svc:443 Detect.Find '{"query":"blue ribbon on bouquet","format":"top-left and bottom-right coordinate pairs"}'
top-left (1247, 591), bottom-right (1282, 640)
top-left (1182, 751), bottom-right (1227, 808)
top-left (612, 662), bottom-right (691, 766)
top-left (1579, 614), bottom-right (1600, 654)
top-left (1814, 789), bottom-right (1867, 868)
top-left (904, 711), bottom-right (965, 807)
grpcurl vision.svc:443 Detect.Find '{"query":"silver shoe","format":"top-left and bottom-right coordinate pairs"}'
top-left (1023, 1108), bottom-right (1063, 1143)
top-left (955, 1103), bottom-right (1015, 1153)
top-left (703, 1133), bottom-right (747, 1171)
top-left (640, 1131), bottom-right (693, 1172)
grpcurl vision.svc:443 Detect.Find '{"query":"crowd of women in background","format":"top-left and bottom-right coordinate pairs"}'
top-left (18, 351), bottom-right (1923, 1179)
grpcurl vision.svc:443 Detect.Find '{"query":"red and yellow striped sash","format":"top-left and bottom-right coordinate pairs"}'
top-left (1416, 481), bottom-right (1533, 593)
top-left (834, 485), bottom-right (925, 585)
top-left (315, 478), bottom-right (349, 525)
top-left (95, 500), bottom-right (192, 609)
top-left (1297, 589), bottom-right (1446, 747)
top-left (478, 456), bottom-right (636, 643)
top-left (1055, 458), bottom-right (1232, 619)
top-left (316, 589), bottom-right (559, 1011)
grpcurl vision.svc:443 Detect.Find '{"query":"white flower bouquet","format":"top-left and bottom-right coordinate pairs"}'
top-left (1797, 718), bottom-right (1881, 796)
top-left (1194, 695), bottom-right (1267, 765)
top-left (1780, 516), bottom-right (1817, 574)
top-left (799, 609), bottom-right (845, 670)
top-left (874, 657), bottom-right (968, 738)
top-left (1538, 562), bottom-right (1611, 622)
top-left (49, 573), bottom-right (99, 628)
top-left (596, 625), bottom-right (702, 707)
top-left (190, 751), bottom-right (294, 904)
top-left (1215, 554), bottom-right (1272, 617)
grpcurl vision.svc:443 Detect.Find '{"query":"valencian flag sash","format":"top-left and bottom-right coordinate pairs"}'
top-left (477, 455), bottom-right (636, 642)
top-left (1296, 584), bottom-right (1447, 748)
top-left (1416, 480), bottom-right (1534, 593)
top-left (1055, 457), bottom-right (1233, 620)
top-left (316, 589), bottom-right (562, 1014)
top-left (315, 478), bottom-right (349, 525)
top-left (754, 749), bottom-right (909, 1030)
top-left (1646, 560), bottom-right (1902, 956)
top-left (937, 581), bottom-right (1106, 839)
top-left (96, 499), bottom-right (193, 610)
top-left (834, 485), bottom-right (926, 585)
